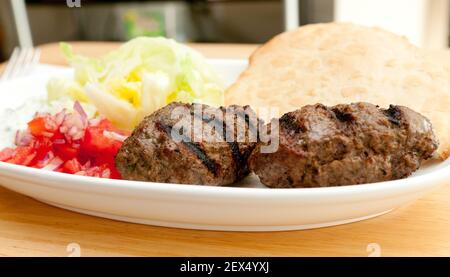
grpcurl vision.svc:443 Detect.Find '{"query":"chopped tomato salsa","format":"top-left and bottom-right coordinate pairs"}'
top-left (0, 102), bottom-right (129, 179)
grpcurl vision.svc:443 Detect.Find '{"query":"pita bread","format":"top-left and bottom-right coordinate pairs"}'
top-left (226, 23), bottom-right (450, 159)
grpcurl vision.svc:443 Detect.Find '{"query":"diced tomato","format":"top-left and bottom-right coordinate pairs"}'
top-left (1, 104), bottom-right (126, 179)
top-left (54, 143), bottom-right (80, 160)
top-left (27, 115), bottom-right (60, 137)
top-left (93, 155), bottom-right (115, 167)
top-left (31, 137), bottom-right (53, 161)
top-left (82, 126), bottom-right (122, 156)
top-left (28, 117), bottom-right (55, 138)
top-left (0, 147), bottom-right (14, 162)
top-left (109, 165), bottom-right (122, 179)
top-left (6, 146), bottom-right (36, 166)
top-left (62, 158), bottom-right (82, 174)
top-left (97, 118), bottom-right (130, 136)
top-left (92, 156), bottom-right (121, 179)
top-left (80, 164), bottom-right (112, 178)
top-left (0, 148), bottom-right (14, 162)
top-left (27, 117), bottom-right (47, 136)
top-left (96, 119), bottom-right (115, 130)
top-left (51, 129), bottom-right (65, 141)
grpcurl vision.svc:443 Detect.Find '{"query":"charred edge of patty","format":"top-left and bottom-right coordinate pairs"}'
top-left (234, 108), bottom-right (260, 165)
top-left (280, 113), bottom-right (305, 134)
top-left (228, 141), bottom-right (246, 178)
top-left (383, 105), bottom-right (402, 126)
top-left (237, 109), bottom-right (261, 143)
top-left (332, 108), bottom-right (355, 122)
top-left (193, 109), bottom-right (247, 179)
top-left (155, 121), bottom-right (220, 177)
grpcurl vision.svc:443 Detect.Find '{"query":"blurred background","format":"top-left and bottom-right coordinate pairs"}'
top-left (0, 0), bottom-right (449, 62)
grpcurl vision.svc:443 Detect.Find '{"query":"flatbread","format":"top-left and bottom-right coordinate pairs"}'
top-left (226, 22), bottom-right (450, 159)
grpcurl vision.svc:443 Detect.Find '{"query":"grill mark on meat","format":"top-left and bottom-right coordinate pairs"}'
top-left (249, 102), bottom-right (438, 188)
top-left (384, 105), bottom-right (402, 126)
top-left (194, 112), bottom-right (246, 179)
top-left (332, 108), bottom-right (355, 122)
top-left (228, 107), bottom-right (260, 175)
top-left (116, 102), bottom-right (261, 186)
top-left (228, 141), bottom-right (245, 178)
top-left (155, 121), bottom-right (219, 176)
top-left (280, 113), bottom-right (305, 133)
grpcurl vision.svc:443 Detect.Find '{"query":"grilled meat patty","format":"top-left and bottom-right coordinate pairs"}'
top-left (115, 102), bottom-right (260, 185)
top-left (249, 102), bottom-right (439, 188)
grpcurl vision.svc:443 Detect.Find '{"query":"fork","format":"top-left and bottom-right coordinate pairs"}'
top-left (0, 47), bottom-right (41, 82)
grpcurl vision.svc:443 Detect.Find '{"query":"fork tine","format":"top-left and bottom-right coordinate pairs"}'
top-left (11, 47), bottom-right (33, 79)
top-left (0, 47), bottom-right (20, 81)
top-left (1, 47), bottom-right (41, 82)
top-left (5, 48), bottom-right (28, 80)
top-left (22, 48), bottom-right (40, 76)
top-left (31, 48), bottom-right (41, 70)
top-left (31, 48), bottom-right (41, 66)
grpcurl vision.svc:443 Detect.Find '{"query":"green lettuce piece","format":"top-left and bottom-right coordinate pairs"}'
top-left (49, 38), bottom-right (225, 130)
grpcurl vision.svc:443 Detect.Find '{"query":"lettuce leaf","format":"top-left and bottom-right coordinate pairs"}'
top-left (49, 38), bottom-right (225, 130)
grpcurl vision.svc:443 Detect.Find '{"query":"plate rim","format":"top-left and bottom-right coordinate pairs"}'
top-left (1, 158), bottom-right (449, 199)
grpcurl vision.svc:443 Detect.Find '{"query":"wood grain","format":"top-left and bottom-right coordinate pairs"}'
top-left (0, 42), bottom-right (449, 257)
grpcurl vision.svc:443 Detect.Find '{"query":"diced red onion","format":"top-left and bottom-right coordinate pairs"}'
top-left (15, 130), bottom-right (33, 146)
top-left (22, 151), bottom-right (37, 166)
top-left (88, 116), bottom-right (103, 127)
top-left (42, 131), bottom-right (54, 138)
top-left (68, 126), bottom-right (80, 138)
top-left (54, 109), bottom-right (67, 126)
top-left (4, 104), bottom-right (124, 179)
top-left (43, 116), bottom-right (58, 131)
top-left (36, 151), bottom-right (55, 168)
top-left (103, 130), bottom-right (128, 142)
top-left (60, 112), bottom-right (87, 142)
top-left (53, 139), bottom-right (66, 145)
top-left (72, 143), bottom-right (81, 149)
top-left (59, 125), bottom-right (68, 134)
top-left (42, 157), bottom-right (64, 171)
top-left (73, 101), bottom-right (88, 123)
top-left (101, 168), bottom-right (111, 178)
top-left (83, 161), bottom-right (91, 170)
top-left (0, 148), bottom-right (14, 161)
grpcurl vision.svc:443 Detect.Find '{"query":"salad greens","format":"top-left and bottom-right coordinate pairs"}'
top-left (47, 37), bottom-right (225, 130)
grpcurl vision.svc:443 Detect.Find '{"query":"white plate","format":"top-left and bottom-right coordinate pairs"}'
top-left (0, 61), bottom-right (449, 232)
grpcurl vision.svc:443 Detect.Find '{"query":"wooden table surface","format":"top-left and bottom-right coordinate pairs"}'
top-left (1, 42), bottom-right (450, 257)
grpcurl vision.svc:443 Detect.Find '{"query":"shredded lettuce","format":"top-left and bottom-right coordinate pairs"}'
top-left (48, 37), bottom-right (225, 130)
